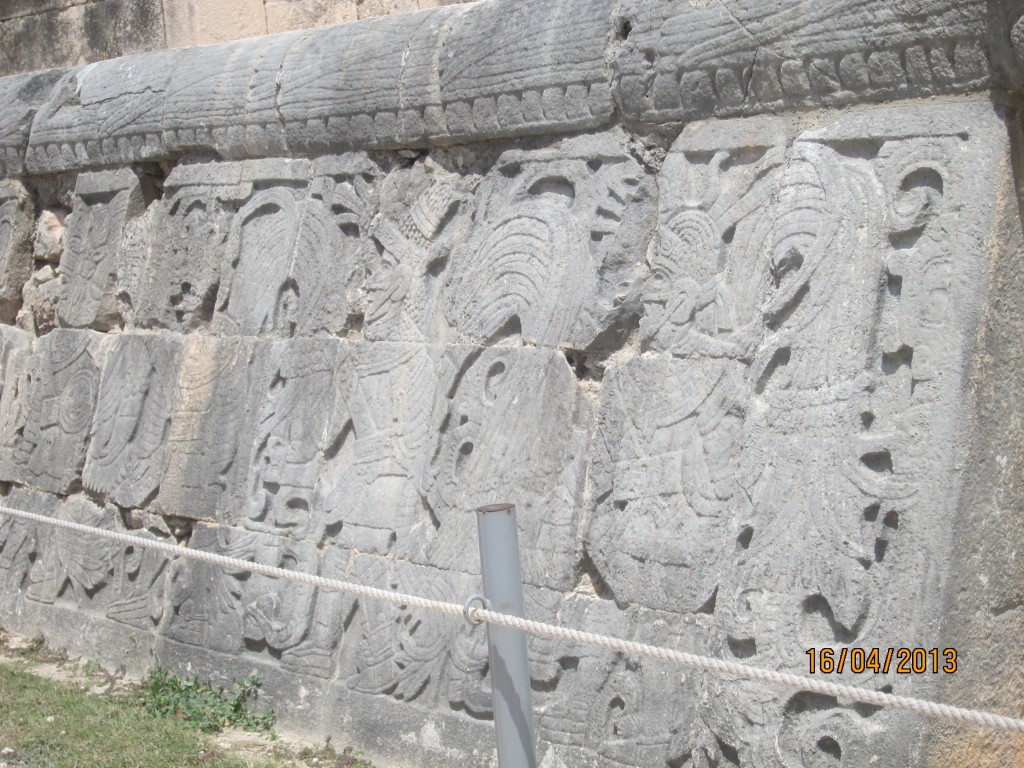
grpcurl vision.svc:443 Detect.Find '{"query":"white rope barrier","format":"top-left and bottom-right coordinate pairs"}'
top-left (3, 503), bottom-right (1023, 735)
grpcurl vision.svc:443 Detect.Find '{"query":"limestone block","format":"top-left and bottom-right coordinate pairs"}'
top-left (443, 133), bottom-right (655, 348)
top-left (123, 161), bottom-right (250, 332)
top-left (82, 333), bottom-right (182, 509)
top-left (0, 180), bottom-right (33, 323)
top-left (437, 0), bottom-right (615, 136)
top-left (586, 356), bottom-right (743, 614)
top-left (57, 169), bottom-right (145, 331)
top-left (24, 496), bottom-right (119, 612)
top-left (415, 345), bottom-right (590, 590)
top-left (164, 524), bottom-right (352, 677)
top-left (163, 0), bottom-right (268, 47)
top-left (537, 598), bottom-right (699, 766)
top-left (230, 339), bottom-right (353, 541)
top-left (613, 0), bottom-right (992, 122)
top-left (0, 329), bottom-right (107, 495)
top-left (0, 488), bottom-right (57, 602)
top-left (320, 342), bottom-right (442, 554)
top-left (0, 72), bottom-right (63, 176)
top-left (345, 555), bottom-right (561, 714)
top-left (361, 156), bottom-right (473, 344)
top-left (27, 51), bottom-right (182, 173)
top-left (0, 0), bottom-right (166, 78)
top-left (156, 335), bottom-right (258, 522)
top-left (266, 0), bottom-right (357, 32)
top-left (278, 9), bottom-right (453, 150)
top-left (210, 158), bottom-right (370, 337)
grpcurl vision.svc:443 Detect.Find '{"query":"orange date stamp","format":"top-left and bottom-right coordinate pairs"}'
top-left (806, 647), bottom-right (957, 674)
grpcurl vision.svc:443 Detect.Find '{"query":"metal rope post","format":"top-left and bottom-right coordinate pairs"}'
top-left (474, 503), bottom-right (537, 768)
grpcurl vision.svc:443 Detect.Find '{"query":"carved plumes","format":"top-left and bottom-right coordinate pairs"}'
top-left (447, 206), bottom-right (593, 345)
top-left (84, 336), bottom-right (173, 508)
top-left (221, 189), bottom-right (299, 335)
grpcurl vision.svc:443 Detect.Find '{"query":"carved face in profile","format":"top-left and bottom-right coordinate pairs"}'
top-left (642, 209), bottom-right (722, 351)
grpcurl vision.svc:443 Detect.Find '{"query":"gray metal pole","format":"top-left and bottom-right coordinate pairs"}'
top-left (474, 503), bottom-right (538, 768)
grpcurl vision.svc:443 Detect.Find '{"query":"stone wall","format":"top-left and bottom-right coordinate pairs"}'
top-left (0, 1), bottom-right (1023, 766)
top-left (0, 0), bottom-right (475, 77)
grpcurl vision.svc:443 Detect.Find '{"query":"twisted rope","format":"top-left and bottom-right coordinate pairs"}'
top-left (2, 503), bottom-right (1022, 734)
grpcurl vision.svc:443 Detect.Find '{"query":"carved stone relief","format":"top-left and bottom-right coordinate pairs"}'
top-left (164, 524), bottom-right (352, 677)
top-left (57, 169), bottom-right (145, 331)
top-left (418, 346), bottom-right (590, 590)
top-left (0, 330), bottom-right (107, 494)
top-left (235, 339), bottom-right (351, 542)
top-left (444, 134), bottom-right (655, 349)
top-left (0, 10), bottom-right (1015, 764)
top-left (363, 156), bottom-right (471, 344)
top-left (0, 180), bottom-right (33, 323)
top-left (210, 158), bottom-right (376, 338)
top-left (156, 335), bottom-right (256, 522)
top-left (83, 334), bottom-right (180, 508)
top-left (25, 496), bottom-right (119, 611)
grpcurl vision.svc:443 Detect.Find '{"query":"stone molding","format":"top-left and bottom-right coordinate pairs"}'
top-left (0, 0), bottom-right (1022, 177)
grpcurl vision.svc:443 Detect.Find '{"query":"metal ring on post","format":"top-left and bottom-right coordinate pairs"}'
top-left (463, 594), bottom-right (490, 626)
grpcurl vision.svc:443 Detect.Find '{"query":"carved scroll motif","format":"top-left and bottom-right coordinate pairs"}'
top-left (213, 157), bottom-right (376, 338)
top-left (420, 346), bottom-right (589, 589)
top-left (444, 135), bottom-right (654, 349)
top-left (347, 557), bottom-right (559, 715)
top-left (26, 496), bottom-right (118, 610)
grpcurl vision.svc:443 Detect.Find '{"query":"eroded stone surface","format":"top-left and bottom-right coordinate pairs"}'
top-left (0, 5), bottom-right (1020, 768)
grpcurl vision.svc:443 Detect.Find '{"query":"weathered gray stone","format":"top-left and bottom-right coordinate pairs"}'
top-left (156, 335), bottom-right (257, 521)
top-left (444, 133), bottom-right (656, 348)
top-left (231, 339), bottom-right (352, 539)
top-left (0, 329), bottom-right (107, 494)
top-left (0, 180), bottom-right (32, 323)
top-left (57, 169), bottom-right (145, 331)
top-left (82, 333), bottom-right (180, 508)
top-left (416, 345), bottom-right (590, 590)
top-left (164, 523), bottom-right (352, 677)
top-left (0, 4), bottom-right (1021, 768)
top-left (0, 70), bottom-right (64, 176)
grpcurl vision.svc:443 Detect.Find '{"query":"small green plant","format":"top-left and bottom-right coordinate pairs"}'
top-left (140, 668), bottom-right (276, 735)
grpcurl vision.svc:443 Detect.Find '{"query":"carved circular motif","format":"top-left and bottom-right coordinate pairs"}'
top-left (58, 368), bottom-right (97, 434)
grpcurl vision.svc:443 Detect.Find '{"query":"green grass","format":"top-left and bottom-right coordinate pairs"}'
top-left (140, 668), bottom-right (276, 735)
top-left (0, 661), bottom-right (253, 767)
top-left (0, 656), bottom-right (377, 768)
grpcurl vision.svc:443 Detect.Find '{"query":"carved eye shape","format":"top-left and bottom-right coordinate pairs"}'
top-left (527, 176), bottom-right (575, 205)
top-left (484, 360), bottom-right (507, 402)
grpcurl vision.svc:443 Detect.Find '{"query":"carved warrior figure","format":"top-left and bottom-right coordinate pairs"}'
top-left (83, 334), bottom-right (179, 509)
top-left (164, 525), bottom-right (350, 677)
top-left (26, 497), bottom-right (118, 608)
top-left (58, 169), bottom-right (145, 331)
top-left (0, 180), bottom-right (33, 323)
top-left (444, 136), bottom-right (653, 348)
top-left (214, 157), bottom-right (374, 338)
top-left (576, 106), bottom-right (978, 766)
top-left (240, 340), bottom-right (350, 542)
top-left (589, 119), bottom-right (786, 614)
top-left (0, 330), bottom-right (105, 495)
